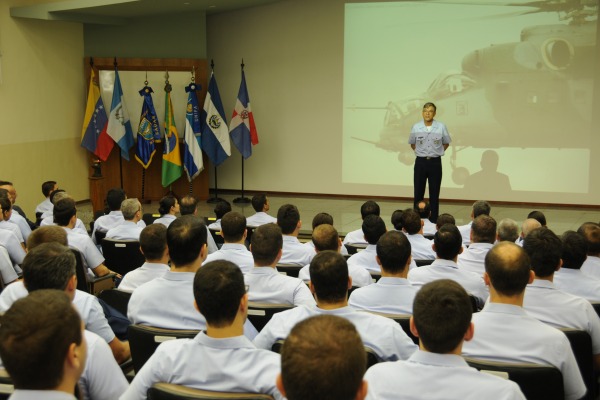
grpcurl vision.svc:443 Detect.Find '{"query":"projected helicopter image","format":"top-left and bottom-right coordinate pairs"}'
top-left (346, 0), bottom-right (597, 190)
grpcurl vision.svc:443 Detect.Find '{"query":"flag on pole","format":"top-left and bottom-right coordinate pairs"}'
top-left (80, 69), bottom-right (114, 160)
top-left (201, 71), bottom-right (231, 166)
top-left (162, 83), bottom-right (182, 187)
top-left (107, 67), bottom-right (135, 160)
top-left (183, 83), bottom-right (204, 181)
top-left (229, 70), bottom-right (258, 159)
top-left (135, 85), bottom-right (161, 169)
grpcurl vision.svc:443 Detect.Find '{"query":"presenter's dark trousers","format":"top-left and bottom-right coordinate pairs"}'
top-left (413, 156), bottom-right (442, 223)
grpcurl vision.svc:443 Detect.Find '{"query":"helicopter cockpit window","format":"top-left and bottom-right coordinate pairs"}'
top-left (427, 72), bottom-right (477, 99)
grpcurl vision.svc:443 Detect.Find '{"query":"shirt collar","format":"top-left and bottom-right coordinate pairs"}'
top-left (466, 242), bottom-right (494, 250)
top-left (528, 279), bottom-right (556, 290)
top-left (250, 266), bottom-right (278, 275)
top-left (377, 277), bottom-right (412, 286)
top-left (194, 331), bottom-right (254, 349)
top-left (163, 271), bottom-right (195, 281)
top-left (409, 349), bottom-right (468, 368)
top-left (481, 302), bottom-right (527, 316)
top-left (221, 243), bottom-right (249, 251)
top-left (108, 211), bottom-right (123, 216)
top-left (430, 259), bottom-right (459, 269)
top-left (141, 262), bottom-right (170, 271)
top-left (282, 235), bottom-right (300, 244)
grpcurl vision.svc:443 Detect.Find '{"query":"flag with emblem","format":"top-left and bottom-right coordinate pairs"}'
top-left (229, 70), bottom-right (258, 159)
top-left (201, 71), bottom-right (231, 166)
top-left (183, 83), bottom-right (204, 181)
top-left (80, 69), bottom-right (114, 160)
top-left (135, 85), bottom-right (161, 169)
top-left (162, 83), bottom-right (182, 187)
top-left (107, 67), bottom-right (135, 160)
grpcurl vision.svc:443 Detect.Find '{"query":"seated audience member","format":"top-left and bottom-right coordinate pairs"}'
top-left (515, 218), bottom-right (541, 246)
top-left (299, 224), bottom-right (372, 287)
top-left (401, 208), bottom-right (435, 260)
top-left (347, 215), bottom-right (388, 274)
top-left (522, 227), bottom-right (600, 369)
top-left (92, 188), bottom-right (139, 243)
top-left (122, 261), bottom-right (282, 400)
top-left (277, 204), bottom-right (314, 265)
top-left (203, 211), bottom-right (254, 274)
top-left (0, 181), bottom-right (34, 235)
top-left (497, 218), bottom-right (519, 243)
top-left (0, 242), bottom-right (131, 366)
top-left (105, 198), bottom-right (145, 241)
top-left (40, 190), bottom-right (88, 235)
top-left (349, 230), bottom-right (417, 314)
top-left (119, 224), bottom-right (170, 292)
top-left (408, 224), bottom-right (487, 303)
top-left (0, 220), bottom-right (25, 272)
top-left (554, 230), bottom-right (600, 302)
top-left (366, 280), bottom-right (525, 400)
top-left (246, 194), bottom-right (277, 227)
top-left (303, 212), bottom-right (348, 256)
top-left (153, 195), bottom-right (179, 227)
top-left (35, 180), bottom-right (57, 215)
top-left (277, 315), bottom-right (367, 400)
top-left (178, 194), bottom-right (218, 254)
top-left (580, 222), bottom-right (600, 279)
top-left (245, 224), bottom-right (315, 306)
top-left (457, 200), bottom-right (491, 246)
top-left (527, 210), bottom-right (547, 227)
top-left (207, 200), bottom-right (232, 230)
top-left (417, 200), bottom-right (437, 236)
top-left (390, 209), bottom-right (403, 231)
top-left (457, 215), bottom-right (497, 275)
top-left (435, 213), bottom-right (455, 231)
top-left (462, 242), bottom-right (586, 400)
top-left (342, 200), bottom-right (380, 246)
top-left (254, 251), bottom-right (417, 361)
top-left (0, 195), bottom-right (25, 245)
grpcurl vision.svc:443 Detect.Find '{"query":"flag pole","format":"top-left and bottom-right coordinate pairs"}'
top-left (206, 58), bottom-right (225, 204)
top-left (233, 59), bottom-right (251, 204)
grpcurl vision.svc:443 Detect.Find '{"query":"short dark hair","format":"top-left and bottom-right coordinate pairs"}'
top-left (433, 224), bottom-right (462, 260)
top-left (309, 251), bottom-right (348, 303)
top-left (578, 222), bottom-right (600, 255)
top-left (0, 181), bottom-right (12, 187)
top-left (0, 290), bottom-right (83, 390)
top-left (251, 223), bottom-right (283, 266)
top-left (0, 196), bottom-right (11, 214)
top-left (391, 209), bottom-right (404, 230)
top-left (311, 213), bottom-right (333, 230)
top-left (472, 200), bottom-right (491, 218)
top-left (377, 231), bottom-right (411, 274)
top-left (179, 195), bottom-right (198, 216)
top-left (281, 315), bottom-right (365, 400)
top-left (27, 226), bottom-right (68, 251)
top-left (277, 204), bottom-right (300, 235)
top-left (106, 188), bottom-right (126, 211)
top-left (400, 208), bottom-right (421, 235)
top-left (221, 211), bottom-right (246, 242)
top-left (362, 215), bottom-right (386, 245)
top-left (436, 213), bottom-right (455, 230)
top-left (213, 200), bottom-right (232, 220)
top-left (485, 242), bottom-right (531, 296)
top-left (140, 224), bottom-right (167, 261)
top-left (561, 231), bottom-right (587, 270)
top-left (194, 260), bottom-right (245, 327)
top-left (497, 218), bottom-right (519, 243)
top-left (413, 280), bottom-right (472, 353)
top-left (41, 181), bottom-right (57, 197)
top-left (251, 194), bottom-right (268, 212)
top-left (53, 197), bottom-right (76, 227)
top-left (527, 211), bottom-right (547, 227)
top-left (423, 102), bottom-right (437, 111)
top-left (158, 195), bottom-right (178, 216)
top-left (523, 227), bottom-right (562, 278)
top-left (167, 215), bottom-right (207, 267)
top-left (471, 215), bottom-right (497, 244)
top-left (22, 243), bottom-right (76, 292)
top-left (312, 224), bottom-right (339, 252)
top-left (417, 200), bottom-right (431, 218)
top-left (360, 201), bottom-right (380, 219)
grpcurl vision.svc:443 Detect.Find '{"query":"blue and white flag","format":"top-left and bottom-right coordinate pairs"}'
top-left (106, 67), bottom-right (135, 160)
top-left (229, 70), bottom-right (258, 159)
top-left (200, 71), bottom-right (231, 167)
top-left (183, 83), bottom-right (204, 181)
top-left (135, 85), bottom-right (160, 169)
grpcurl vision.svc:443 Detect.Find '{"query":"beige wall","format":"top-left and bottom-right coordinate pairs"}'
top-left (0, 0), bottom-right (88, 216)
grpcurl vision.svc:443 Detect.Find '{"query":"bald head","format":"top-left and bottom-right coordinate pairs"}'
top-left (521, 218), bottom-right (542, 238)
top-left (485, 242), bottom-right (531, 297)
top-left (312, 224), bottom-right (340, 252)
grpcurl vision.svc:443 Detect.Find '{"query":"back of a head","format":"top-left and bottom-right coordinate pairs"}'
top-left (140, 224), bottom-right (167, 261)
top-left (0, 196), bottom-right (11, 215)
top-left (362, 215), bottom-right (386, 245)
top-left (400, 208), bottom-right (421, 235)
top-left (50, 189), bottom-right (67, 206)
top-left (158, 195), bottom-right (177, 216)
top-left (485, 241), bottom-right (531, 296)
top-left (41, 181), bottom-right (57, 197)
top-left (417, 200), bottom-right (431, 219)
top-left (472, 200), bottom-right (491, 218)
top-left (167, 215), bottom-right (207, 267)
top-left (312, 224), bottom-right (339, 252)
top-left (577, 222), bottom-right (600, 256)
top-left (391, 209), bottom-right (404, 231)
top-left (180, 195), bottom-right (199, 216)
top-left (277, 204), bottom-right (300, 235)
top-left (471, 215), bottom-right (497, 244)
top-left (106, 188), bottom-right (126, 211)
top-left (121, 198), bottom-right (141, 221)
top-left (497, 218), bottom-right (519, 243)
top-left (377, 230), bottom-right (411, 274)
top-left (360, 200), bottom-right (380, 219)
top-left (22, 242), bottom-right (76, 292)
top-left (213, 200), bottom-right (232, 220)
top-left (413, 280), bottom-right (472, 353)
top-left (561, 231), bottom-right (587, 270)
top-left (251, 194), bottom-right (267, 213)
top-left (281, 315), bottom-right (365, 400)
top-left (311, 212), bottom-right (333, 230)
top-left (221, 211), bottom-right (246, 242)
top-left (523, 227), bottom-right (562, 278)
top-left (194, 260), bottom-right (245, 327)
top-left (436, 213), bottom-right (455, 230)
top-left (309, 251), bottom-right (348, 303)
top-left (27, 226), bottom-right (68, 251)
top-left (53, 197), bottom-right (76, 227)
top-left (527, 210), bottom-right (547, 227)
top-left (433, 224), bottom-right (462, 260)
top-left (521, 218), bottom-right (542, 238)
top-left (251, 223), bottom-right (283, 266)
top-left (0, 289), bottom-right (83, 390)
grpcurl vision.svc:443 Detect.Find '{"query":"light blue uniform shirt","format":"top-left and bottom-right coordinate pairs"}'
top-left (349, 277), bottom-right (417, 314)
top-left (203, 243), bottom-right (254, 274)
top-left (408, 120), bottom-right (451, 157)
top-left (244, 266), bottom-right (316, 306)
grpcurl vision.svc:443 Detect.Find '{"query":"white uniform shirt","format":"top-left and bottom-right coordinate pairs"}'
top-left (342, 228), bottom-right (367, 246)
top-left (207, 219), bottom-right (221, 230)
top-left (245, 212), bottom-right (276, 227)
top-left (406, 233), bottom-right (435, 260)
top-left (581, 256), bottom-right (600, 280)
top-left (408, 119), bottom-right (451, 157)
top-left (457, 242), bottom-right (494, 276)
top-left (118, 262), bottom-right (169, 292)
top-left (7, 211), bottom-right (31, 243)
top-left (347, 245), bottom-right (380, 273)
top-left (40, 213), bottom-right (87, 234)
top-left (35, 197), bottom-right (53, 214)
top-left (349, 277), bottom-right (417, 314)
top-left (152, 214), bottom-right (177, 227)
top-left (105, 221), bottom-right (145, 241)
top-left (244, 267), bottom-right (316, 306)
top-left (94, 212), bottom-right (146, 243)
top-left (462, 302), bottom-right (586, 400)
top-left (254, 305), bottom-right (417, 361)
top-left (8, 391), bottom-right (76, 400)
top-left (422, 218), bottom-right (437, 236)
top-left (120, 332), bottom-right (283, 400)
top-left (365, 350), bottom-right (525, 400)
top-left (0, 220), bottom-right (23, 243)
top-left (554, 268), bottom-right (600, 302)
top-left (298, 260), bottom-right (373, 288)
top-left (280, 235), bottom-right (315, 266)
top-left (0, 229), bottom-right (26, 265)
top-left (64, 228), bottom-right (105, 271)
top-left (0, 247), bottom-right (18, 284)
top-left (203, 244), bottom-right (254, 274)
top-left (458, 221), bottom-right (472, 246)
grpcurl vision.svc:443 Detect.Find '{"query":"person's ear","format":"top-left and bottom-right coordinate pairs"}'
top-left (464, 322), bottom-right (475, 342)
top-left (409, 316), bottom-right (420, 338)
top-left (276, 374), bottom-right (287, 398)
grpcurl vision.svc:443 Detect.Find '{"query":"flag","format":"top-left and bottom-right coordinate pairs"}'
top-left (229, 70), bottom-right (258, 159)
top-left (135, 85), bottom-right (161, 169)
top-left (162, 84), bottom-right (182, 187)
top-left (80, 69), bottom-right (114, 160)
top-left (183, 83), bottom-right (204, 181)
top-left (201, 71), bottom-right (231, 166)
top-left (107, 67), bottom-right (135, 160)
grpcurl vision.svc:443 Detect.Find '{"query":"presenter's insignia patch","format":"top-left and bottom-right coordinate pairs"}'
top-left (209, 115), bottom-right (221, 129)
top-left (187, 104), bottom-right (193, 113)
top-left (240, 110), bottom-right (249, 120)
top-left (434, 139), bottom-right (440, 145)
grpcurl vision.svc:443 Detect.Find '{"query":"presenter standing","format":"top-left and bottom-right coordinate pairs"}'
top-left (408, 102), bottom-right (451, 223)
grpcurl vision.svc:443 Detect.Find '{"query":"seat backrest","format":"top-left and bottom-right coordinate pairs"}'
top-left (369, 271), bottom-right (381, 283)
top-left (143, 213), bottom-right (161, 226)
top-left (560, 328), bottom-right (595, 400)
top-left (275, 264), bottom-right (302, 278)
top-left (101, 239), bottom-right (145, 276)
top-left (94, 230), bottom-right (107, 244)
top-left (208, 228), bottom-right (224, 247)
top-left (365, 346), bottom-right (381, 369)
top-left (247, 302), bottom-right (294, 332)
top-left (415, 259), bottom-right (434, 267)
top-left (590, 303), bottom-right (600, 319)
top-left (71, 248), bottom-right (91, 293)
top-left (97, 289), bottom-right (132, 317)
top-left (128, 325), bottom-right (199, 373)
top-left (147, 383), bottom-right (274, 400)
top-left (465, 357), bottom-right (564, 400)
top-left (344, 243), bottom-right (367, 255)
top-left (0, 368), bottom-right (13, 400)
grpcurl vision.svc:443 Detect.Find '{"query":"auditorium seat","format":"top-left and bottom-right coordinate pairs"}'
top-left (147, 383), bottom-right (274, 400)
top-left (101, 239), bottom-right (145, 276)
top-left (275, 264), bottom-right (302, 278)
top-left (247, 302), bottom-right (294, 332)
